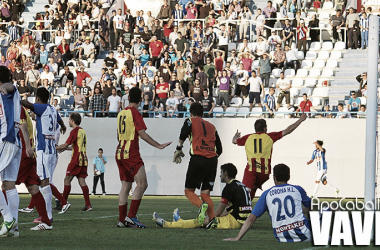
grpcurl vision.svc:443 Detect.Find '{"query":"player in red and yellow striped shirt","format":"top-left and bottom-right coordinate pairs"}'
top-left (56, 112), bottom-right (92, 211)
top-left (233, 113), bottom-right (307, 200)
top-left (116, 87), bottom-right (171, 228)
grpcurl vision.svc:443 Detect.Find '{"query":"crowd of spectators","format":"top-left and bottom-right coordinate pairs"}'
top-left (2, 0), bottom-right (372, 118)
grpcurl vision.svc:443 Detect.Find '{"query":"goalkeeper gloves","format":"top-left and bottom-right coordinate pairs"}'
top-left (173, 146), bottom-right (185, 164)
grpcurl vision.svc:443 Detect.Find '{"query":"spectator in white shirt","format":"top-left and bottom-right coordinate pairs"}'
top-left (238, 38), bottom-right (254, 53)
top-left (248, 70), bottom-right (264, 109)
top-left (284, 44), bottom-right (298, 71)
top-left (235, 63), bottom-right (249, 100)
top-left (40, 65), bottom-right (55, 86)
top-left (165, 90), bottom-right (179, 118)
top-left (169, 26), bottom-right (179, 46)
top-left (106, 88), bottom-right (121, 117)
top-left (276, 72), bottom-right (291, 109)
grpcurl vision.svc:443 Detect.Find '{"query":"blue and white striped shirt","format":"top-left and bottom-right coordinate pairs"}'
top-left (8, 25), bottom-right (18, 41)
top-left (311, 149), bottom-right (327, 171)
top-left (360, 18), bottom-right (369, 30)
top-left (263, 94), bottom-right (276, 111)
top-left (0, 86), bottom-right (21, 147)
top-left (132, 65), bottom-right (144, 83)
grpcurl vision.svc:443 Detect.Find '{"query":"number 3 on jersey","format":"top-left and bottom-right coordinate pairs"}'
top-left (272, 195), bottom-right (295, 221)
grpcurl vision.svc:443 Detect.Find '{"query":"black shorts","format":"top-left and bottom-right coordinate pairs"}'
top-left (249, 92), bottom-right (261, 104)
top-left (185, 155), bottom-right (218, 191)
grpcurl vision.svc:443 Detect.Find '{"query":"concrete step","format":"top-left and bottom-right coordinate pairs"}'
top-left (343, 53), bottom-right (367, 59)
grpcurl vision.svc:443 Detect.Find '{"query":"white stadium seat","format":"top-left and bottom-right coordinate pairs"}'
top-left (242, 98), bottom-right (250, 107)
top-left (230, 97), bottom-right (243, 107)
top-left (288, 12), bottom-right (294, 18)
top-left (317, 78), bottom-right (329, 87)
top-left (237, 107), bottom-right (250, 117)
top-left (296, 69), bottom-right (308, 77)
top-left (301, 60), bottom-right (313, 69)
top-left (319, 12), bottom-right (330, 19)
top-left (309, 42), bottom-right (321, 51)
top-left (334, 42), bottom-right (346, 50)
top-left (269, 78), bottom-right (277, 87)
top-left (27, 97), bottom-right (35, 103)
top-left (325, 60), bottom-right (338, 68)
top-left (317, 51), bottom-right (329, 60)
top-left (305, 51), bottom-right (317, 60)
top-left (296, 51), bottom-right (305, 60)
top-left (304, 78), bottom-right (317, 87)
top-left (290, 88), bottom-right (299, 97)
top-left (56, 87), bottom-right (67, 96)
top-left (323, 1), bottom-right (334, 9)
top-left (272, 68), bottom-right (282, 78)
top-left (299, 88), bottom-right (312, 96)
top-left (276, 107), bottom-right (290, 118)
top-left (250, 107), bottom-right (263, 117)
top-left (321, 69), bottom-right (334, 77)
top-left (252, 60), bottom-right (259, 69)
top-left (359, 97), bottom-right (367, 105)
top-left (284, 69), bottom-right (295, 77)
top-left (224, 107), bottom-right (237, 117)
top-left (330, 51), bottom-right (342, 59)
top-left (312, 87), bottom-right (329, 97)
top-left (321, 42), bottom-right (333, 51)
top-left (309, 69), bottom-right (321, 77)
top-left (228, 43), bottom-right (237, 51)
top-left (292, 78), bottom-right (304, 87)
top-left (213, 107), bottom-right (224, 117)
top-left (313, 60), bottom-right (325, 69)
top-left (311, 97), bottom-right (322, 106)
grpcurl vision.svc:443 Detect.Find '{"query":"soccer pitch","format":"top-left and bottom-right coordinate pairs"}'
top-left (1, 195), bottom-right (370, 250)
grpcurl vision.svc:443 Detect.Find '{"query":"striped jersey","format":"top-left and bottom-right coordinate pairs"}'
top-left (20, 107), bottom-right (35, 158)
top-left (263, 94), bottom-right (276, 112)
top-left (0, 86), bottom-right (21, 147)
top-left (360, 18), bottom-right (369, 29)
top-left (65, 126), bottom-right (88, 167)
top-left (237, 132), bottom-right (283, 174)
top-left (252, 184), bottom-right (312, 242)
top-left (311, 149), bottom-right (327, 171)
top-left (116, 107), bottom-right (147, 162)
top-left (55, 123), bottom-right (60, 146)
top-left (34, 103), bottom-right (61, 154)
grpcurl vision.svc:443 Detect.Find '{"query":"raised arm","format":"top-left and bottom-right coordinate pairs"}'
top-left (138, 129), bottom-right (171, 149)
top-left (282, 113), bottom-right (307, 137)
top-left (21, 100), bottom-right (34, 111)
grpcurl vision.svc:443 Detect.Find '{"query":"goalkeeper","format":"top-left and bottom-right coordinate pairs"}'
top-left (153, 163), bottom-right (251, 229)
top-left (173, 102), bottom-right (222, 222)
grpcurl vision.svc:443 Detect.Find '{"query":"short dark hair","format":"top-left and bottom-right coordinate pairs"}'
top-left (98, 148), bottom-right (103, 152)
top-left (351, 91), bottom-right (356, 94)
top-left (70, 112), bottom-right (81, 125)
top-left (316, 140), bottom-right (323, 146)
top-left (36, 88), bottom-right (50, 104)
top-left (221, 163), bottom-right (238, 179)
top-left (361, 104), bottom-right (366, 109)
top-left (338, 103), bottom-right (343, 108)
top-left (303, 93), bottom-right (307, 97)
top-left (129, 87), bottom-right (142, 104)
top-left (254, 119), bottom-right (267, 132)
top-left (189, 102), bottom-right (203, 117)
top-left (273, 164), bottom-right (290, 182)
top-left (0, 66), bottom-right (11, 84)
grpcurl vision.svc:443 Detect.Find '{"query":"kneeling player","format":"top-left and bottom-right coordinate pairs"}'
top-left (14, 107), bottom-right (52, 232)
top-left (56, 112), bottom-right (92, 211)
top-left (224, 164), bottom-right (312, 242)
top-left (153, 163), bottom-right (252, 229)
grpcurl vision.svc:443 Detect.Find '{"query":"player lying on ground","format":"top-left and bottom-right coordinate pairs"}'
top-left (307, 140), bottom-right (339, 198)
top-left (224, 163), bottom-right (312, 242)
top-left (232, 113), bottom-right (307, 201)
top-left (153, 163), bottom-right (252, 229)
top-left (116, 87), bottom-right (171, 228)
top-left (21, 88), bottom-right (68, 223)
top-left (173, 102), bottom-right (222, 223)
top-left (56, 112), bottom-right (93, 211)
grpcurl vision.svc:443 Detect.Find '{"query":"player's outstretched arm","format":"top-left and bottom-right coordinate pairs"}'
top-left (282, 113), bottom-right (307, 137)
top-left (223, 214), bottom-right (257, 241)
top-left (307, 159), bottom-right (314, 165)
top-left (21, 100), bottom-right (34, 111)
top-left (138, 129), bottom-right (172, 149)
top-left (56, 143), bottom-right (70, 153)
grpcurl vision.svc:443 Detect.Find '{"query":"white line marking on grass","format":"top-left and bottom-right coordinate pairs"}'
top-left (19, 210), bottom-right (194, 225)
top-left (301, 246), bottom-right (329, 250)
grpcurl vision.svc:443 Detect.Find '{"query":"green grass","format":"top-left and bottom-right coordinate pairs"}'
top-left (0, 195), bottom-right (372, 250)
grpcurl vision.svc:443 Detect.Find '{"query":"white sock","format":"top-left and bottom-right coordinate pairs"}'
top-left (41, 185), bottom-right (53, 220)
top-left (0, 191), bottom-right (13, 222)
top-left (313, 182), bottom-right (320, 197)
top-left (6, 189), bottom-right (19, 229)
top-left (328, 183), bottom-right (338, 191)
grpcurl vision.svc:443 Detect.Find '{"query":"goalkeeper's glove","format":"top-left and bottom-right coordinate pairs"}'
top-left (173, 146), bottom-right (185, 164)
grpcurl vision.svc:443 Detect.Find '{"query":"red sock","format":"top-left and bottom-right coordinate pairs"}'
top-left (32, 191), bottom-right (51, 226)
top-left (119, 204), bottom-right (128, 222)
top-left (28, 195), bottom-right (34, 209)
top-left (2, 190), bottom-right (7, 203)
top-left (50, 184), bottom-right (67, 206)
top-left (80, 185), bottom-right (91, 206)
top-left (127, 199), bottom-right (142, 218)
top-left (63, 185), bottom-right (71, 201)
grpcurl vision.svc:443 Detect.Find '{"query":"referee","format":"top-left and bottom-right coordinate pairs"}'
top-left (173, 102), bottom-right (222, 221)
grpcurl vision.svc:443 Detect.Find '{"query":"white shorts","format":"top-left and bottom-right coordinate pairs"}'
top-left (316, 169), bottom-right (327, 182)
top-left (36, 150), bottom-right (56, 180)
top-left (0, 141), bottom-right (21, 182)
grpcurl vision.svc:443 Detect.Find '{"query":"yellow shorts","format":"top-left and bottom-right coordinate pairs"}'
top-left (216, 214), bottom-right (243, 229)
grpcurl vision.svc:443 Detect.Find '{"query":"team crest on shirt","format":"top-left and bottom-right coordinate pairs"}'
top-left (0, 104), bottom-right (3, 118)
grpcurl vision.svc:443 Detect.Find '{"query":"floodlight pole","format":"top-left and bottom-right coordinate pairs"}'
top-left (364, 15), bottom-right (379, 209)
